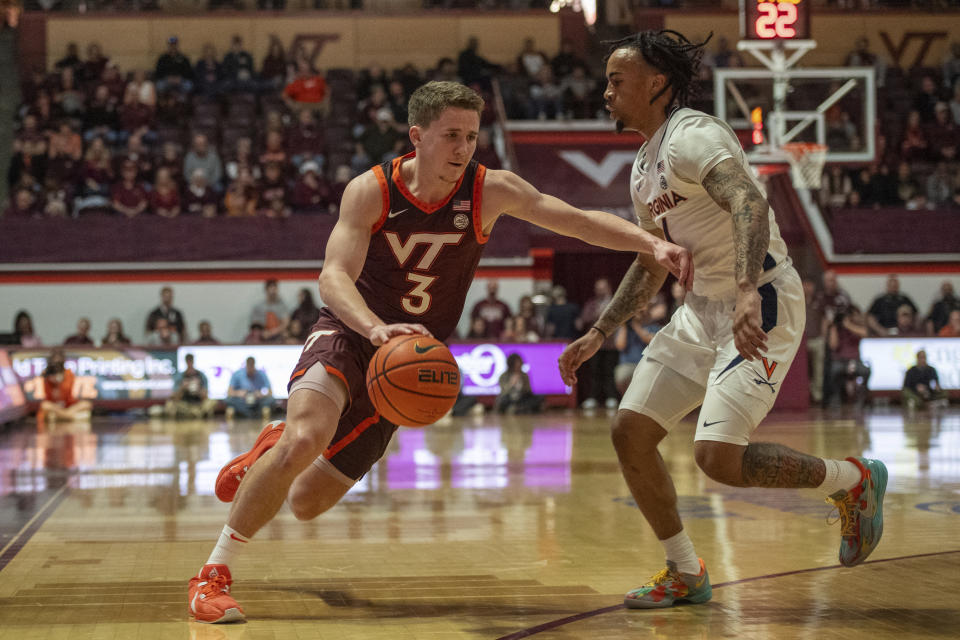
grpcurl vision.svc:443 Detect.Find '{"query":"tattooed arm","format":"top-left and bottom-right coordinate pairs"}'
top-left (593, 251), bottom-right (668, 338)
top-left (702, 157), bottom-right (771, 361)
top-left (558, 236), bottom-right (668, 385)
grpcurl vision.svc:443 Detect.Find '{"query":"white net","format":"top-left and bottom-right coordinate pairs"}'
top-left (782, 142), bottom-right (828, 189)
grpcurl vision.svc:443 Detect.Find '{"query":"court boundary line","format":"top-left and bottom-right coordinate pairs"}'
top-left (0, 483), bottom-right (71, 573)
top-left (494, 548), bottom-right (960, 640)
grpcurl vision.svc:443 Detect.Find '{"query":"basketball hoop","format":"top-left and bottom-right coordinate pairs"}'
top-left (782, 142), bottom-right (827, 189)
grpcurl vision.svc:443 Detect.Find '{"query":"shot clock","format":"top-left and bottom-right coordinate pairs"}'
top-left (740, 0), bottom-right (811, 41)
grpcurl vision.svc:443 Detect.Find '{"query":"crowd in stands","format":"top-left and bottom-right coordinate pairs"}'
top-left (5, 31), bottom-right (610, 218)
top-left (817, 38), bottom-right (960, 212)
top-left (8, 272), bottom-right (958, 412)
top-left (804, 272), bottom-right (959, 409)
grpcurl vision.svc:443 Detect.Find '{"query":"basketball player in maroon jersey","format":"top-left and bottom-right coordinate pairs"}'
top-left (188, 81), bottom-right (693, 623)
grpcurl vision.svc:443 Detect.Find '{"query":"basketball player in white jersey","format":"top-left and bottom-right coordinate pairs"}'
top-left (559, 30), bottom-right (887, 608)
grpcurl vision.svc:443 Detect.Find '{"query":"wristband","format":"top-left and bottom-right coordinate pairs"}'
top-left (591, 325), bottom-right (609, 340)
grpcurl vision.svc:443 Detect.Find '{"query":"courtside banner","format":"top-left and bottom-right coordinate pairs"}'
top-left (509, 127), bottom-right (642, 212)
top-left (11, 348), bottom-right (178, 401)
top-left (449, 342), bottom-right (572, 397)
top-left (860, 338), bottom-right (960, 391)
top-left (182, 342), bottom-right (574, 400)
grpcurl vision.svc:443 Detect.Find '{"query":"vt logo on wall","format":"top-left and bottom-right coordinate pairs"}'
top-left (509, 128), bottom-right (644, 211)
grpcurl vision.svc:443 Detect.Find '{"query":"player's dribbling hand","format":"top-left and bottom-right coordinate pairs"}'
top-left (558, 331), bottom-right (603, 385)
top-left (653, 240), bottom-right (694, 291)
top-left (733, 288), bottom-right (767, 361)
top-left (368, 323), bottom-right (432, 347)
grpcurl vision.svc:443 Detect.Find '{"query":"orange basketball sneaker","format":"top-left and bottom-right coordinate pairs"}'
top-left (188, 564), bottom-right (244, 623)
top-left (215, 420), bottom-right (285, 502)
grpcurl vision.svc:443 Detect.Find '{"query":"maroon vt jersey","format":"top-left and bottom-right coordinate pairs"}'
top-left (354, 151), bottom-right (489, 341)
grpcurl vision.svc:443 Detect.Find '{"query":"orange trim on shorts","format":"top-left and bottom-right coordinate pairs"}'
top-left (323, 412), bottom-right (381, 459)
top-left (472, 163), bottom-right (489, 245)
top-left (323, 365), bottom-right (349, 394)
top-left (370, 164), bottom-right (391, 234)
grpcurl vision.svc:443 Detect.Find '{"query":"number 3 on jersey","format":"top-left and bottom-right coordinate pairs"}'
top-left (384, 231), bottom-right (464, 315)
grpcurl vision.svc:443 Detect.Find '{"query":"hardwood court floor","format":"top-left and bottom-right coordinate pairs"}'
top-left (0, 406), bottom-right (958, 639)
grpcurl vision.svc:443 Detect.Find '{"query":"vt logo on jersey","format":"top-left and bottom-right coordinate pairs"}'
top-left (751, 357), bottom-right (779, 394)
top-left (647, 190), bottom-right (688, 216)
top-left (384, 232), bottom-right (464, 315)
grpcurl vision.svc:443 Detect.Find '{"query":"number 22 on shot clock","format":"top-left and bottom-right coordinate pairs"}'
top-left (740, 0), bottom-right (811, 41)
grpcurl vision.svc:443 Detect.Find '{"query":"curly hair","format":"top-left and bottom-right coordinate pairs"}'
top-left (605, 30), bottom-right (712, 115)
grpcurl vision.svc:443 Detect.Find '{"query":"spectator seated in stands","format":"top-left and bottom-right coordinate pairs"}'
top-left (457, 36), bottom-right (500, 90)
top-left (250, 278), bottom-right (289, 343)
top-left (64, 317), bottom-right (94, 345)
top-left (222, 35), bottom-right (258, 94)
top-left (5, 187), bottom-right (42, 218)
top-left (54, 67), bottom-right (85, 119)
top-left (820, 165), bottom-right (854, 210)
top-left (83, 84), bottom-right (119, 144)
top-left (358, 108), bottom-right (402, 165)
top-left (290, 288), bottom-right (320, 341)
top-left (75, 136), bottom-right (114, 214)
top-left (102, 318), bottom-right (131, 347)
top-left (527, 65), bottom-right (564, 120)
top-left (914, 75), bottom-right (944, 124)
top-left (225, 136), bottom-right (260, 183)
top-left (867, 274), bottom-right (919, 336)
top-left (223, 167), bottom-right (258, 217)
top-left (902, 349), bottom-right (948, 411)
top-left (183, 168), bottom-right (219, 217)
top-left (47, 121), bottom-right (83, 184)
top-left (193, 320), bottom-right (220, 345)
top-left (258, 130), bottom-right (289, 174)
top-left (111, 158), bottom-right (149, 218)
top-left (183, 133), bottom-right (224, 192)
top-left (926, 102), bottom-right (958, 161)
top-left (926, 162), bottom-right (953, 208)
top-left (292, 160), bottom-right (334, 214)
top-left (13, 310), bottom-right (41, 348)
top-left (42, 178), bottom-right (72, 217)
top-left (926, 281), bottom-right (960, 335)
top-left (284, 55), bottom-right (328, 115)
top-left (145, 285), bottom-right (186, 342)
top-left (503, 295), bottom-right (543, 342)
top-left (892, 304), bottom-right (924, 337)
top-left (900, 110), bottom-right (930, 163)
top-left (544, 284), bottom-right (580, 340)
top-left (470, 280), bottom-right (512, 339)
top-left (517, 37), bottom-right (549, 80)
top-left (150, 167), bottom-right (181, 218)
top-left (257, 161), bottom-right (290, 218)
top-left (225, 356), bottom-right (274, 420)
top-left (614, 297), bottom-right (666, 396)
top-left (146, 317), bottom-right (180, 346)
top-left (37, 348), bottom-right (92, 425)
top-left (259, 36), bottom-right (287, 92)
top-left (826, 306), bottom-right (871, 409)
top-left (165, 353), bottom-right (218, 419)
top-left (154, 36), bottom-right (194, 95)
top-left (939, 309), bottom-right (960, 337)
top-left (561, 64), bottom-right (598, 120)
top-left (495, 353), bottom-right (543, 415)
top-left (194, 43), bottom-right (223, 98)
top-left (286, 108), bottom-right (325, 172)
top-left (157, 141), bottom-right (184, 186)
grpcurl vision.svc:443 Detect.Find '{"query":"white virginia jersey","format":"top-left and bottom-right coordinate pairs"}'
top-left (630, 107), bottom-right (790, 299)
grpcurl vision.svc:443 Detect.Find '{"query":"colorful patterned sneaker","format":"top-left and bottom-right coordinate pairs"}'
top-left (215, 420), bottom-right (285, 502)
top-left (188, 564), bottom-right (245, 623)
top-left (826, 456), bottom-right (888, 567)
top-left (624, 558), bottom-right (712, 609)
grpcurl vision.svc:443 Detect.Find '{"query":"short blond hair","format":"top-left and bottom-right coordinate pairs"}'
top-left (408, 81), bottom-right (484, 128)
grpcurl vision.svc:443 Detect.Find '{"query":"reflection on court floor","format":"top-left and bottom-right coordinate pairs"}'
top-left (0, 408), bottom-right (958, 639)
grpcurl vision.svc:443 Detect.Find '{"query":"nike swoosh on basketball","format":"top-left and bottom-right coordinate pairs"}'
top-left (702, 419), bottom-right (727, 428)
top-left (414, 342), bottom-right (440, 354)
top-left (388, 208), bottom-right (408, 218)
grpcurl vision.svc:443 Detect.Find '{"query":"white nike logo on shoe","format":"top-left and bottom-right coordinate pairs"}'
top-left (388, 208), bottom-right (408, 218)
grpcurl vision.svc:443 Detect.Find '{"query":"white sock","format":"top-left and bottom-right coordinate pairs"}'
top-left (205, 525), bottom-right (250, 567)
top-left (818, 458), bottom-right (863, 495)
top-left (661, 530), bottom-right (700, 575)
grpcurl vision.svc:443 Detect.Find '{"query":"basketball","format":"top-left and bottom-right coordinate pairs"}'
top-left (365, 335), bottom-right (460, 427)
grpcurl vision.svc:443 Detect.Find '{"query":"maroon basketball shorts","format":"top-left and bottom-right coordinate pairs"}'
top-left (288, 308), bottom-right (398, 482)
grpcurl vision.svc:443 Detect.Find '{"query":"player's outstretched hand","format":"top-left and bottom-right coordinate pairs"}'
top-left (369, 323), bottom-right (432, 347)
top-left (558, 331), bottom-right (603, 386)
top-left (653, 240), bottom-right (694, 291)
top-left (733, 288), bottom-right (767, 361)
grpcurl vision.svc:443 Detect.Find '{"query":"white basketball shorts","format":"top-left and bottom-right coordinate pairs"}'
top-left (619, 265), bottom-right (805, 446)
